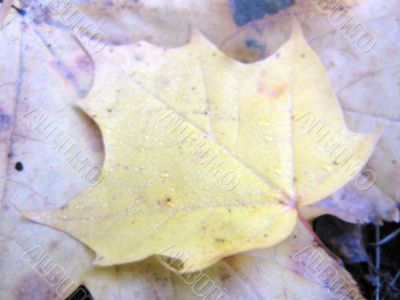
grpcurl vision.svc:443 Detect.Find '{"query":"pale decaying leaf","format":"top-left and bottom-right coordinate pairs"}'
top-left (0, 9), bottom-right (100, 300)
top-left (80, 222), bottom-right (364, 300)
top-left (44, 0), bottom-right (293, 61)
top-left (23, 22), bottom-right (380, 272)
top-left (299, 0), bottom-right (400, 205)
top-left (303, 176), bottom-right (399, 224)
top-left (46, 0), bottom-right (233, 47)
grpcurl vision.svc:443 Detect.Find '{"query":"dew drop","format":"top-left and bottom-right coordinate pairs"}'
top-left (258, 118), bottom-right (271, 127)
top-left (322, 165), bottom-right (333, 172)
top-left (264, 136), bottom-right (273, 142)
top-left (160, 172), bottom-right (169, 178)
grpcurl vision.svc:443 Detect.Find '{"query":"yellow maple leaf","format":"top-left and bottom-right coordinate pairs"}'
top-left (23, 22), bottom-right (382, 272)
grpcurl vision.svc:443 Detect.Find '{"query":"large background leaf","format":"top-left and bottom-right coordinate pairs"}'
top-left (1, 0), bottom-right (398, 299)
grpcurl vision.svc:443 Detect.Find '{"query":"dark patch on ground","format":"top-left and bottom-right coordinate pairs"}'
top-left (245, 38), bottom-right (267, 56)
top-left (314, 215), bottom-right (400, 299)
top-left (66, 285), bottom-right (93, 300)
top-left (231, 0), bottom-right (295, 26)
top-left (314, 215), bottom-right (368, 263)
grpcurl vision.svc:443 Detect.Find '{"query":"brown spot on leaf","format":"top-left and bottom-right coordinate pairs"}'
top-left (157, 197), bottom-right (173, 208)
top-left (49, 240), bottom-right (59, 250)
top-left (266, 84), bottom-right (286, 98)
top-left (258, 71), bottom-right (286, 98)
top-left (219, 270), bottom-right (231, 282)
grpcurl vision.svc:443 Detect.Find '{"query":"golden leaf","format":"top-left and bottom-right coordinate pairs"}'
top-left (23, 22), bottom-right (381, 272)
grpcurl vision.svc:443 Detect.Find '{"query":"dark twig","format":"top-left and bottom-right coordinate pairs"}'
top-left (370, 228), bottom-right (400, 247)
top-left (390, 270), bottom-right (400, 288)
top-left (375, 225), bottom-right (381, 300)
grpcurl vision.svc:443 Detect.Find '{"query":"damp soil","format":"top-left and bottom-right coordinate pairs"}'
top-left (314, 215), bottom-right (400, 300)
